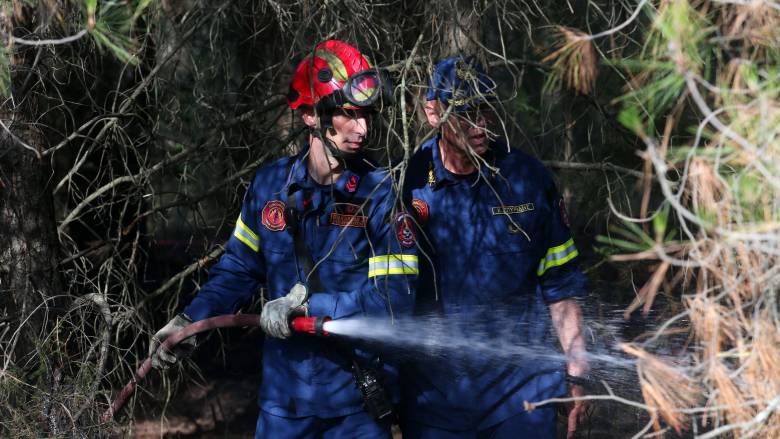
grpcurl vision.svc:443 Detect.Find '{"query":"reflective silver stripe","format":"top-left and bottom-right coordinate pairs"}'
top-left (537, 238), bottom-right (578, 276)
top-left (368, 255), bottom-right (419, 277)
top-left (233, 215), bottom-right (260, 252)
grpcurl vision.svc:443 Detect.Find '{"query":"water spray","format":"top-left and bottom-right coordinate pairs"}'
top-left (102, 315), bottom-right (330, 423)
top-left (102, 310), bottom-right (633, 424)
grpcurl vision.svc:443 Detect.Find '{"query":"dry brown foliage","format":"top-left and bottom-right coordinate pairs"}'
top-left (719, 1), bottom-right (780, 48)
top-left (622, 343), bottom-right (700, 433)
top-left (614, 1), bottom-right (780, 436)
top-left (542, 26), bottom-right (598, 95)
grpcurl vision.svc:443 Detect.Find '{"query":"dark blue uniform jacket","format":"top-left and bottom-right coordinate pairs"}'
top-left (183, 147), bottom-right (418, 418)
top-left (401, 136), bottom-right (587, 430)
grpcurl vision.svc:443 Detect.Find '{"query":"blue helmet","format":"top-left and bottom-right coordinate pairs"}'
top-left (426, 55), bottom-right (497, 111)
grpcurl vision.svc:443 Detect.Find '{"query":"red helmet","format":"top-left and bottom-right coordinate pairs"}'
top-left (287, 40), bottom-right (392, 111)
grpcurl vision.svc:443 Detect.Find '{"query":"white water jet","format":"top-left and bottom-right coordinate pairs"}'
top-left (322, 311), bottom-right (638, 373)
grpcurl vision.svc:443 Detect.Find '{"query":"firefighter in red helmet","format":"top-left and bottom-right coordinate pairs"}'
top-left (287, 39), bottom-right (393, 156)
top-left (150, 40), bottom-right (416, 438)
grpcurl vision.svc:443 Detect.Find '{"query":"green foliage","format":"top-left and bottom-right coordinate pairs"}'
top-left (84, 0), bottom-right (98, 16)
top-left (84, 0), bottom-right (154, 65)
top-left (0, 47), bottom-right (10, 98)
top-left (596, 205), bottom-right (678, 255)
top-left (617, 103), bottom-right (643, 135)
top-left (615, 0), bottom-right (713, 133)
top-left (132, 0), bottom-right (155, 23)
top-left (652, 203), bottom-right (670, 242)
top-left (512, 87), bottom-right (541, 137)
top-left (619, 66), bottom-right (686, 130)
top-left (732, 170), bottom-right (778, 222)
top-left (668, 144), bottom-right (734, 162)
top-left (649, 0), bottom-right (709, 69)
top-left (0, 334), bottom-right (108, 437)
top-left (597, 219), bottom-right (655, 253)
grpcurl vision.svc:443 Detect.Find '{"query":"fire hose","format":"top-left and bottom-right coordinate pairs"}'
top-left (101, 315), bottom-right (330, 423)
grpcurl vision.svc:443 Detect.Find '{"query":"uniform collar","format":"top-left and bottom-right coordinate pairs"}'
top-left (286, 146), bottom-right (309, 191)
top-left (286, 144), bottom-right (366, 197)
top-left (423, 134), bottom-right (504, 190)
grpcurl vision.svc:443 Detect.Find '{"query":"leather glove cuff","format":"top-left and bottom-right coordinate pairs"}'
top-left (176, 313), bottom-right (194, 325)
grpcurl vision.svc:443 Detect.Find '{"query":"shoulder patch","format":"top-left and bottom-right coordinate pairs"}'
top-left (395, 212), bottom-right (416, 248)
top-left (262, 200), bottom-right (286, 231)
top-left (411, 198), bottom-right (430, 224)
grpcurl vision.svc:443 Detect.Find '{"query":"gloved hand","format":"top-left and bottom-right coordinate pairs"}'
top-left (148, 313), bottom-right (197, 370)
top-left (260, 282), bottom-right (309, 339)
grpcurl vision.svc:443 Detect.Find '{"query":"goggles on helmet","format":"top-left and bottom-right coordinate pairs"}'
top-left (317, 68), bottom-right (394, 113)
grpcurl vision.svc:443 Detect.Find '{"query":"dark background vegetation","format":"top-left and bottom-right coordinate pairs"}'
top-left (2, 0), bottom-right (777, 437)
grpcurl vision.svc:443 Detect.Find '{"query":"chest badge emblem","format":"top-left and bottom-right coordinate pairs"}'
top-left (345, 175), bottom-right (359, 193)
top-left (411, 198), bottom-right (430, 224)
top-left (261, 200), bottom-right (286, 231)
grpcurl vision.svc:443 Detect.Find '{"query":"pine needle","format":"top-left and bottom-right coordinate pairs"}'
top-left (542, 26), bottom-right (598, 95)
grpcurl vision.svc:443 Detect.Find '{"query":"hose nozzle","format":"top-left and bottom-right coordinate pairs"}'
top-left (290, 316), bottom-right (331, 336)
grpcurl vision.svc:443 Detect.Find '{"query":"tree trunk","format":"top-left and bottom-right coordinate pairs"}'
top-left (0, 110), bottom-right (63, 364)
top-left (435, 0), bottom-right (480, 57)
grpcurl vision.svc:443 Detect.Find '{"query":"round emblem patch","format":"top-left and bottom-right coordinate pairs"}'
top-left (395, 212), bottom-right (416, 248)
top-left (411, 198), bottom-right (429, 224)
top-left (345, 175), bottom-right (359, 193)
top-left (558, 198), bottom-right (570, 228)
top-left (262, 200), bottom-right (286, 231)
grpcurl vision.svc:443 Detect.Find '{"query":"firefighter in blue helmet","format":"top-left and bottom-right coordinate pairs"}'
top-left (148, 40), bottom-right (418, 438)
top-left (400, 56), bottom-right (590, 439)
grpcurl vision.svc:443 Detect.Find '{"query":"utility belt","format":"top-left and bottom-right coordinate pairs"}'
top-left (284, 188), bottom-right (394, 421)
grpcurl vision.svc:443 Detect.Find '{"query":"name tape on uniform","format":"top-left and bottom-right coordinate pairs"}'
top-left (329, 213), bottom-right (368, 228)
top-left (491, 203), bottom-right (535, 215)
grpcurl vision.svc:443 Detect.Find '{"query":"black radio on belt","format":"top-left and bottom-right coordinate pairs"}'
top-left (352, 361), bottom-right (394, 421)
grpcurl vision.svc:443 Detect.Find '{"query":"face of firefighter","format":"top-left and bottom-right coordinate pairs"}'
top-left (425, 101), bottom-right (495, 156)
top-left (327, 108), bottom-right (372, 154)
top-left (301, 107), bottom-right (372, 155)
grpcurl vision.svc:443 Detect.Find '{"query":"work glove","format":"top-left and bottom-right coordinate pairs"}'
top-left (260, 282), bottom-right (309, 339)
top-left (148, 313), bottom-right (197, 370)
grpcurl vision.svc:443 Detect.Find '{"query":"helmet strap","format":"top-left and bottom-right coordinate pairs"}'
top-left (309, 105), bottom-right (364, 167)
top-left (310, 125), bottom-right (347, 165)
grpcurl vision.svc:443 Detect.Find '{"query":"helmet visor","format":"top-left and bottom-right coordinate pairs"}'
top-left (344, 69), bottom-right (393, 107)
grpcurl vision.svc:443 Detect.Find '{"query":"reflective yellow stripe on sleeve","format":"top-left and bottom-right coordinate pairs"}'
top-left (537, 238), bottom-right (578, 276)
top-left (368, 254), bottom-right (419, 278)
top-left (233, 215), bottom-right (260, 252)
